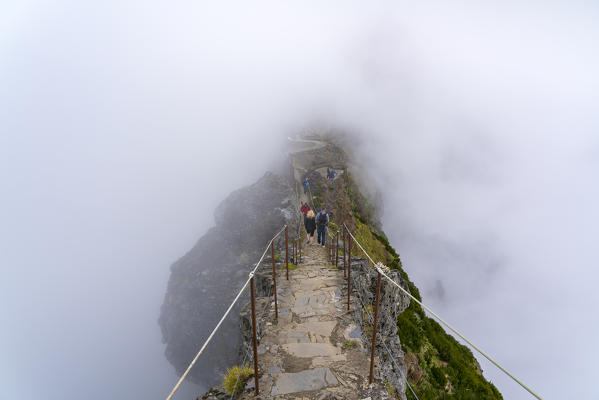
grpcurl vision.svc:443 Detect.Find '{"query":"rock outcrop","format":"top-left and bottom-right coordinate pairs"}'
top-left (350, 258), bottom-right (411, 399)
top-left (159, 171), bottom-right (299, 387)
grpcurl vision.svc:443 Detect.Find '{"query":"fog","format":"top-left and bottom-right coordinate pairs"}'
top-left (2, 1), bottom-right (598, 399)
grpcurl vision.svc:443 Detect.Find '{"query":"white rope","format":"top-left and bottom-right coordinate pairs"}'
top-left (343, 225), bottom-right (543, 400)
top-left (166, 225), bottom-right (286, 400)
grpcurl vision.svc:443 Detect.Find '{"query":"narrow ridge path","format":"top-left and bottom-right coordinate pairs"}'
top-left (242, 244), bottom-right (390, 400)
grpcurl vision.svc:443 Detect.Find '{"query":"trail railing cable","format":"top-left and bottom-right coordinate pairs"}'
top-left (165, 225), bottom-right (287, 400)
top-left (342, 223), bottom-right (543, 400)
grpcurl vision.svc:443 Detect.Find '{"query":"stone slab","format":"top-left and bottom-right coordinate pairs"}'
top-left (270, 367), bottom-right (338, 395)
top-left (295, 321), bottom-right (337, 337)
top-left (282, 343), bottom-right (341, 357)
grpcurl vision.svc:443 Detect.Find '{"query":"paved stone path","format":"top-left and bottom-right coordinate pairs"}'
top-left (241, 244), bottom-right (390, 400)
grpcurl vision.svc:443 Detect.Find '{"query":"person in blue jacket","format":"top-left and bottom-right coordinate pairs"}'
top-left (316, 207), bottom-right (329, 248)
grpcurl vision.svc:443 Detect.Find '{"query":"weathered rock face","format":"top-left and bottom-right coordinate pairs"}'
top-left (159, 171), bottom-right (299, 388)
top-left (351, 258), bottom-right (411, 399)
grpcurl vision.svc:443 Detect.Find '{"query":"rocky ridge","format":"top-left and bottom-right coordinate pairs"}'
top-left (159, 171), bottom-right (299, 386)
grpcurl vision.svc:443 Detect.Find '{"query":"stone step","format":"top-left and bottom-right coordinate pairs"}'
top-left (281, 342), bottom-right (341, 357)
top-left (270, 367), bottom-right (339, 396)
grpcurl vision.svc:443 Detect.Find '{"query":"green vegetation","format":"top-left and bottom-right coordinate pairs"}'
top-left (385, 380), bottom-right (398, 398)
top-left (343, 340), bottom-right (359, 350)
top-left (278, 262), bottom-right (299, 271)
top-left (328, 221), bottom-right (339, 234)
top-left (353, 219), bottom-right (387, 264)
top-left (223, 365), bottom-right (253, 396)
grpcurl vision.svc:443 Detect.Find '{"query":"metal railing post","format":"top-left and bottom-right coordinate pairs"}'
top-left (285, 226), bottom-right (289, 280)
top-left (250, 276), bottom-right (259, 395)
top-left (343, 229), bottom-right (346, 277)
top-left (299, 237), bottom-right (302, 264)
top-left (335, 234), bottom-right (339, 267)
top-left (271, 241), bottom-right (278, 320)
top-left (330, 236), bottom-right (333, 263)
top-left (369, 271), bottom-right (382, 384)
top-left (347, 233), bottom-right (351, 311)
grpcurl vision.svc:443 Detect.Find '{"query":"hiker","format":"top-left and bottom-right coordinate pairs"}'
top-left (326, 167), bottom-right (330, 180)
top-left (330, 168), bottom-right (336, 182)
top-left (300, 202), bottom-right (311, 215)
top-left (305, 210), bottom-right (316, 245)
top-left (316, 207), bottom-right (329, 248)
top-left (303, 177), bottom-right (309, 194)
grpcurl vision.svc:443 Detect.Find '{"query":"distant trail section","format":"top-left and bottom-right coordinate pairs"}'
top-left (287, 135), bottom-right (327, 154)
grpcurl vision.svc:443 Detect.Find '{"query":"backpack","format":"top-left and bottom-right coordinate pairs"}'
top-left (316, 211), bottom-right (328, 227)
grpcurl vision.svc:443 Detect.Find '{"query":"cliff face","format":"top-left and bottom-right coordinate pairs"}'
top-left (159, 171), bottom-right (299, 387)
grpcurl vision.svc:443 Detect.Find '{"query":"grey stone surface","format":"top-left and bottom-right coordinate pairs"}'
top-left (282, 343), bottom-right (341, 357)
top-left (271, 368), bottom-right (338, 395)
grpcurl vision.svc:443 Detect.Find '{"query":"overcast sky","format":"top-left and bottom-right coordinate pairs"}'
top-left (1, 1), bottom-right (598, 399)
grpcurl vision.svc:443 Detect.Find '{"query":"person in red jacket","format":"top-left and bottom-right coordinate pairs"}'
top-left (300, 202), bottom-right (311, 215)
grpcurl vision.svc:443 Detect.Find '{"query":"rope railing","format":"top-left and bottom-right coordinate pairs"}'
top-left (165, 224), bottom-right (287, 400)
top-left (342, 223), bottom-right (543, 400)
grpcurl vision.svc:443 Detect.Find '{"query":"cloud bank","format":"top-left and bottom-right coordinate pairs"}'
top-left (1, 1), bottom-right (598, 399)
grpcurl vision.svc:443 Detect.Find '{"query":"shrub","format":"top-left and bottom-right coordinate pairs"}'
top-left (278, 263), bottom-right (298, 270)
top-left (223, 365), bottom-right (253, 396)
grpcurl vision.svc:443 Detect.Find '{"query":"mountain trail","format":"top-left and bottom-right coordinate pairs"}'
top-left (239, 244), bottom-right (390, 400)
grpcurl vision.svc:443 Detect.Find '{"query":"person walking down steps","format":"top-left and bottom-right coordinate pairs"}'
top-left (305, 210), bottom-right (316, 245)
top-left (303, 176), bottom-right (310, 194)
top-left (316, 207), bottom-right (329, 248)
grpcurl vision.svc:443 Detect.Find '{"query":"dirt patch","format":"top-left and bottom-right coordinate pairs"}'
top-left (281, 354), bottom-right (312, 372)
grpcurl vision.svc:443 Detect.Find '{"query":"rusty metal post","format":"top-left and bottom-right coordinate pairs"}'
top-left (330, 236), bottom-right (333, 263)
top-left (271, 241), bottom-right (278, 320)
top-left (250, 277), bottom-right (259, 395)
top-left (347, 234), bottom-right (351, 311)
top-left (331, 237), bottom-right (334, 264)
top-left (369, 272), bottom-right (382, 384)
top-left (299, 237), bottom-right (302, 264)
top-left (285, 226), bottom-right (289, 280)
top-left (333, 235), bottom-right (336, 264)
top-left (343, 229), bottom-right (346, 277)
top-left (335, 234), bottom-right (339, 267)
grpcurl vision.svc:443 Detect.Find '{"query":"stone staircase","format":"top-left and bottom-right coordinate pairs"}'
top-left (240, 243), bottom-right (391, 400)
